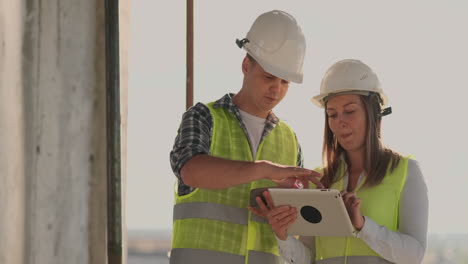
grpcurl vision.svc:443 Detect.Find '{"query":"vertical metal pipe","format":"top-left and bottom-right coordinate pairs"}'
top-left (105, 0), bottom-right (122, 263)
top-left (186, 0), bottom-right (194, 110)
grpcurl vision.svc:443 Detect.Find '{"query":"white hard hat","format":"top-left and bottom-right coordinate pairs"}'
top-left (236, 10), bottom-right (306, 83)
top-left (311, 59), bottom-right (388, 108)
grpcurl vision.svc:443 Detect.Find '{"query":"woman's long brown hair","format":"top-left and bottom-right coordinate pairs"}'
top-left (321, 93), bottom-right (402, 189)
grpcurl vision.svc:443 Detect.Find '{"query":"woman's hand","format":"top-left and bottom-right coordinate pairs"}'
top-left (341, 191), bottom-right (365, 230)
top-left (248, 190), bottom-right (297, 240)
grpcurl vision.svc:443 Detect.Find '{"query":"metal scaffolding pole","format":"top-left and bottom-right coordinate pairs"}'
top-left (105, 0), bottom-right (122, 263)
top-left (186, 0), bottom-right (194, 110)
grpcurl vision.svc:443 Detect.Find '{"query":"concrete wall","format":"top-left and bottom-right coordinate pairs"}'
top-left (0, 0), bottom-right (129, 263)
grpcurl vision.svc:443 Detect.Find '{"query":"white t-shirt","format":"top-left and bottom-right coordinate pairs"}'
top-left (277, 159), bottom-right (429, 264)
top-left (238, 109), bottom-right (266, 158)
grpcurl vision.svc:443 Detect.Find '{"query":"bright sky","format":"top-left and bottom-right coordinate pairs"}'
top-left (128, 0), bottom-right (468, 234)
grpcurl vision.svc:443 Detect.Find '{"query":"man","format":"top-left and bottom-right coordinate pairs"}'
top-left (169, 10), bottom-right (321, 264)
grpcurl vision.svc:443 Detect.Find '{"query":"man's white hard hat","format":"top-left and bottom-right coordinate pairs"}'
top-left (237, 10), bottom-right (306, 84)
top-left (311, 59), bottom-right (388, 108)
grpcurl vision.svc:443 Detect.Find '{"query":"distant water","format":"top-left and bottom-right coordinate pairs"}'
top-left (128, 254), bottom-right (169, 264)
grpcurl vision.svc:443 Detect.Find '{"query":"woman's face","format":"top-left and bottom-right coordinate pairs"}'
top-left (326, 94), bottom-right (367, 153)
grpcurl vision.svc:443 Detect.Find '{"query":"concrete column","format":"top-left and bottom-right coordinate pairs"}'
top-left (1, 0), bottom-right (129, 263)
top-left (120, 0), bottom-right (131, 263)
top-left (0, 0), bottom-right (26, 263)
top-left (21, 0), bottom-right (108, 263)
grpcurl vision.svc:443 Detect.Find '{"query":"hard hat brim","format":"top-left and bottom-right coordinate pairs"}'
top-left (311, 89), bottom-right (388, 108)
top-left (245, 48), bottom-right (303, 84)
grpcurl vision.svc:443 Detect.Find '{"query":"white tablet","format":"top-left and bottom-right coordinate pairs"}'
top-left (268, 188), bottom-right (357, 237)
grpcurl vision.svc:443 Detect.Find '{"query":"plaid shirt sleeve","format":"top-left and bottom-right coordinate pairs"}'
top-left (170, 103), bottom-right (212, 195)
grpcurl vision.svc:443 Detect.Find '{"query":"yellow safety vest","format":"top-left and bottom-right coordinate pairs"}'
top-left (171, 102), bottom-right (298, 264)
top-left (314, 157), bottom-right (410, 264)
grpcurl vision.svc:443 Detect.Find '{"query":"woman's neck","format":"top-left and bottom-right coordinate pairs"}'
top-left (346, 149), bottom-right (365, 175)
top-left (345, 150), bottom-right (365, 192)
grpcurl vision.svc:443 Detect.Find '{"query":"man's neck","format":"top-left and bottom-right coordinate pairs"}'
top-left (232, 92), bottom-right (269, 119)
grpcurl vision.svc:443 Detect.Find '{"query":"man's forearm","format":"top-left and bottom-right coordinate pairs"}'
top-left (180, 154), bottom-right (322, 190)
top-left (180, 154), bottom-right (265, 189)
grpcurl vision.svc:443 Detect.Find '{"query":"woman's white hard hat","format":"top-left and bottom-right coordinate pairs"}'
top-left (311, 59), bottom-right (388, 108)
top-left (236, 10), bottom-right (306, 84)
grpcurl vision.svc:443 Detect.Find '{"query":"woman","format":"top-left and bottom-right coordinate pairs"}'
top-left (250, 59), bottom-right (428, 263)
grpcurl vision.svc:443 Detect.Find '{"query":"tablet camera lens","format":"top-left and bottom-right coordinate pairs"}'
top-left (300, 206), bottom-right (322, 224)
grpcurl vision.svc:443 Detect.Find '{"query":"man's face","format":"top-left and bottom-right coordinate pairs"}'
top-left (242, 57), bottom-right (290, 117)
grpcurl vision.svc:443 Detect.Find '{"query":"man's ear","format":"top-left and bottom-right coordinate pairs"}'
top-left (242, 55), bottom-right (251, 75)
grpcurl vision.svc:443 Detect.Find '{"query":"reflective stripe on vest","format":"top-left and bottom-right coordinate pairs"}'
top-left (170, 248), bottom-right (284, 264)
top-left (250, 213), bottom-right (268, 224)
top-left (173, 202), bottom-right (268, 225)
top-left (316, 255), bottom-right (393, 264)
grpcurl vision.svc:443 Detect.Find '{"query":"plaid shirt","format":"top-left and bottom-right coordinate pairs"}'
top-left (170, 93), bottom-right (304, 196)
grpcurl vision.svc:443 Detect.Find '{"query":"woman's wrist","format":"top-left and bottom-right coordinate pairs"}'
top-left (354, 215), bottom-right (365, 230)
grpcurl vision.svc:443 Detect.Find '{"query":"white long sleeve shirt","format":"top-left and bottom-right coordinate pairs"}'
top-left (277, 159), bottom-right (429, 264)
